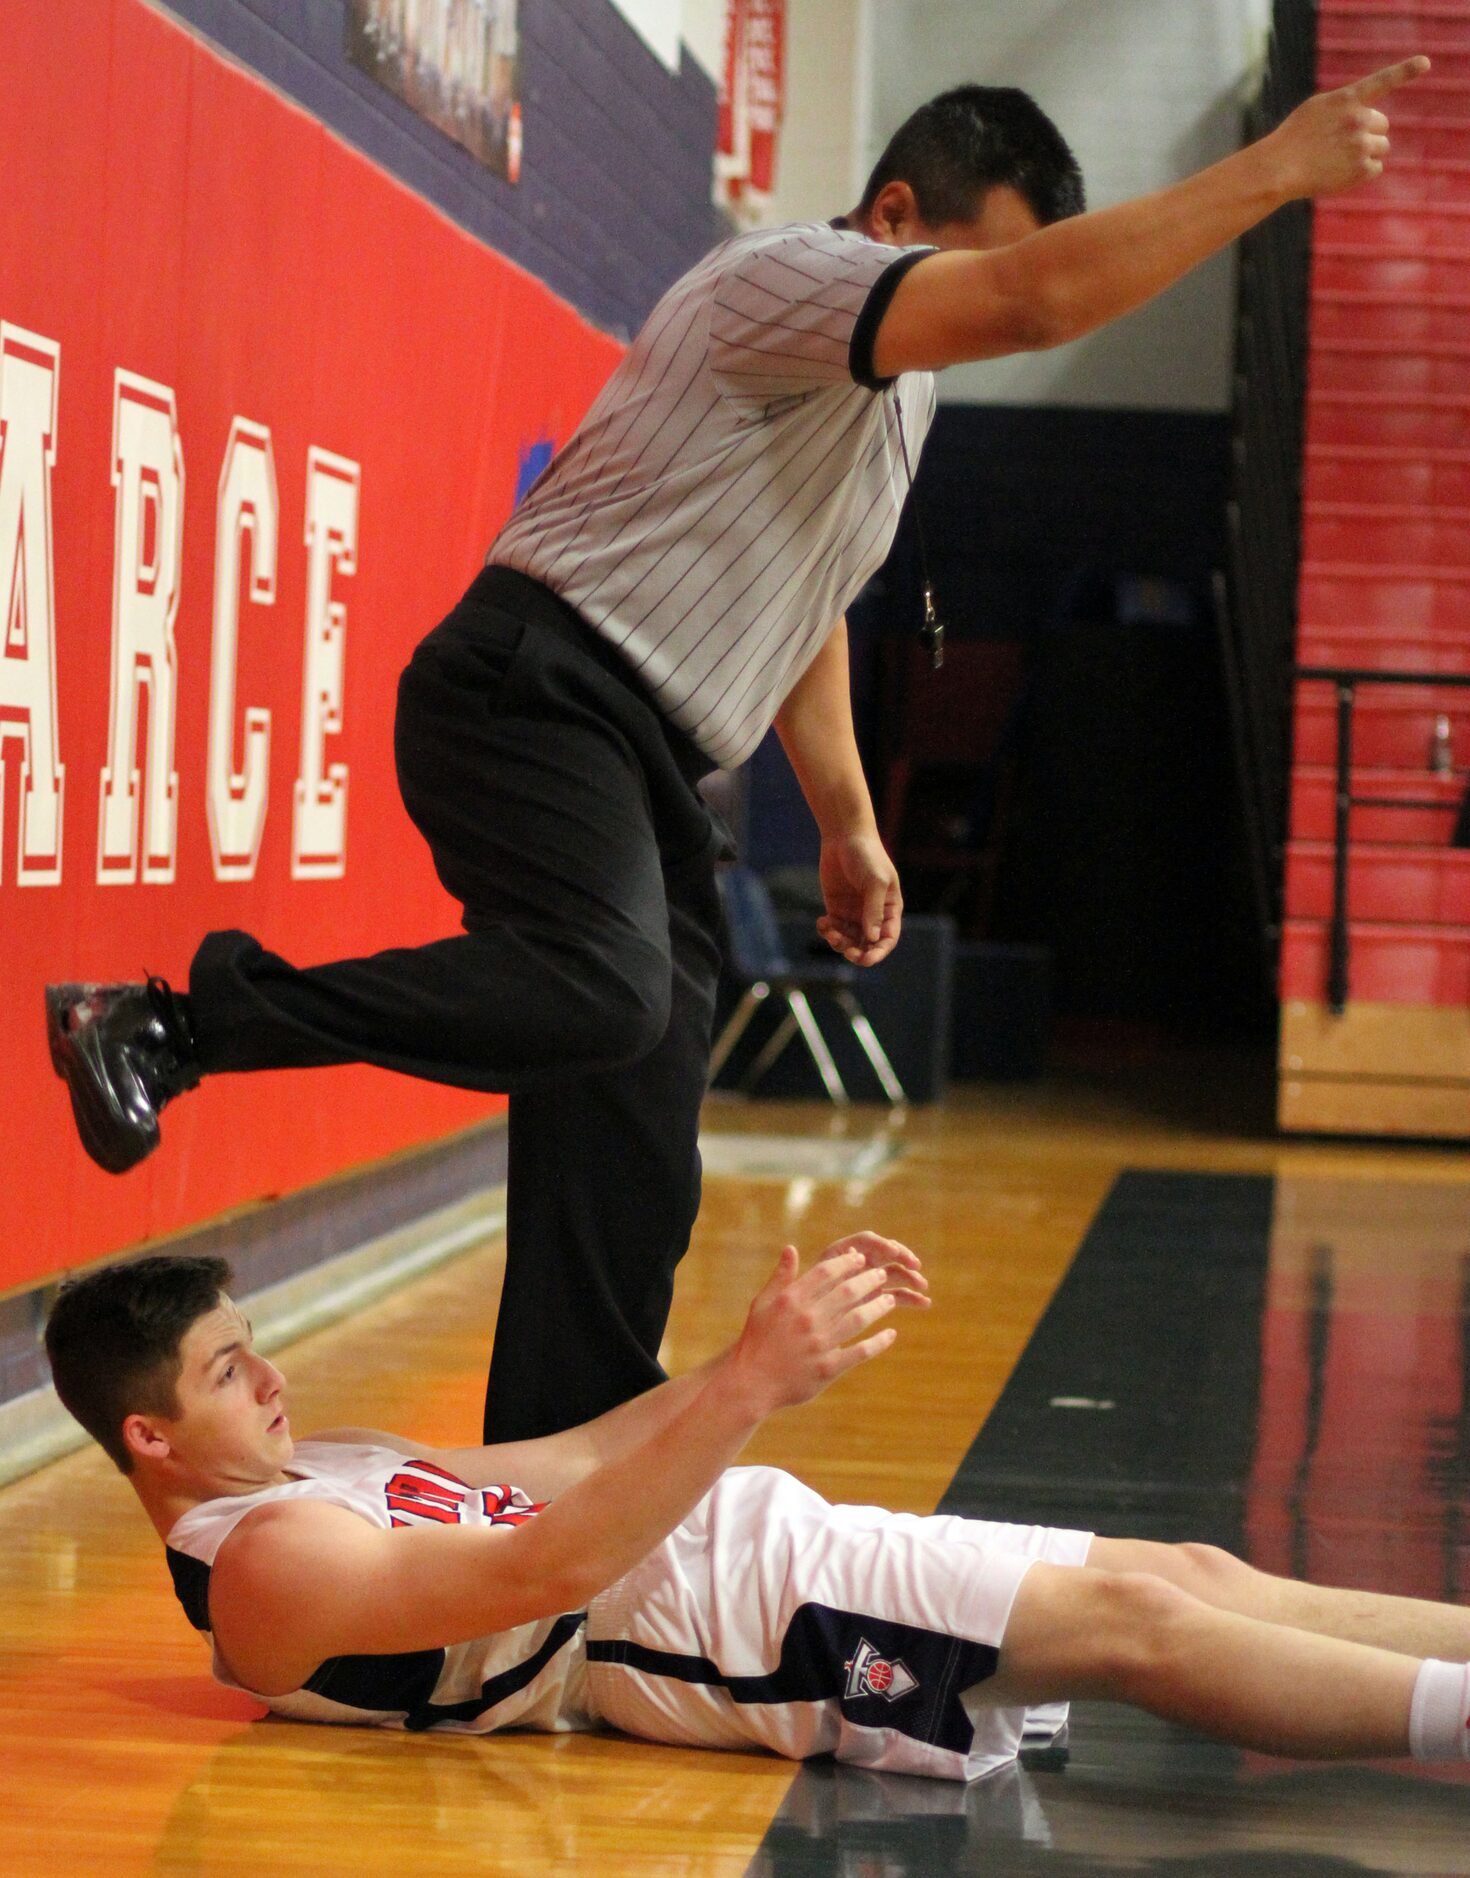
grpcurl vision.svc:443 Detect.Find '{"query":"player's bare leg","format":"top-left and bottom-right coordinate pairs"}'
top-left (985, 1562), bottom-right (1422, 1759)
top-left (1088, 1537), bottom-right (1470, 1662)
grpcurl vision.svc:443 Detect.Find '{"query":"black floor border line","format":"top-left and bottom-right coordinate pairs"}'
top-left (746, 1167), bottom-right (1278, 1877)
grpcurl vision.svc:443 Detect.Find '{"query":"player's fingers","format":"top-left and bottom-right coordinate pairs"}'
top-left (888, 1266), bottom-right (930, 1297)
top-left (804, 1248), bottom-right (871, 1301)
top-left (828, 1323), bottom-right (899, 1375)
top-left (889, 1265), bottom-right (930, 1292)
top-left (835, 1240), bottom-right (927, 1302)
top-left (821, 1229), bottom-right (888, 1261)
top-left (815, 1234), bottom-right (893, 1266)
top-left (822, 1232), bottom-right (924, 1279)
top-left (831, 1291), bottom-right (897, 1344)
top-left (821, 1265), bottom-right (892, 1314)
top-left (753, 1243), bottom-right (800, 1306)
top-left (866, 1241), bottom-right (927, 1282)
top-left (856, 1230), bottom-right (919, 1262)
top-left (1348, 54), bottom-right (1430, 103)
top-left (811, 1271), bottom-right (890, 1337)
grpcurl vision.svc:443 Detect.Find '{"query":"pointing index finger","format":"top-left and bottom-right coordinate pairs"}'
top-left (1349, 55), bottom-right (1430, 102)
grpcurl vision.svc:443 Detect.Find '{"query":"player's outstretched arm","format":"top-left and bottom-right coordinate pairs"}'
top-left (873, 56), bottom-right (1430, 378)
top-left (208, 1244), bottom-right (904, 1695)
top-left (312, 1232), bottom-right (928, 1494)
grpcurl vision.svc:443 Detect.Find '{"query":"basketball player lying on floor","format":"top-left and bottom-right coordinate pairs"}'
top-left (43, 1241), bottom-right (1470, 1780)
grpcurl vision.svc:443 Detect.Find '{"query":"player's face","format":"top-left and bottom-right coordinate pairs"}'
top-left (161, 1299), bottom-right (294, 1487)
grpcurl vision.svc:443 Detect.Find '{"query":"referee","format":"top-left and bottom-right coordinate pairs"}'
top-left (47, 67), bottom-right (1424, 1444)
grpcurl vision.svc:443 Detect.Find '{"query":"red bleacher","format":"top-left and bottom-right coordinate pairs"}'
top-left (1282, 0), bottom-right (1470, 1135)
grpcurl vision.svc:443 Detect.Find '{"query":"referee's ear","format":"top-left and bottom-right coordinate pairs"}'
top-left (864, 180), bottom-right (927, 247)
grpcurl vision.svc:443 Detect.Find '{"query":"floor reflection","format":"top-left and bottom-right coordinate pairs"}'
top-left (749, 1172), bottom-right (1470, 1876)
top-left (751, 1742), bottom-right (1470, 1876)
top-left (1250, 1177), bottom-right (1470, 1601)
top-left (155, 1724), bottom-right (787, 1876)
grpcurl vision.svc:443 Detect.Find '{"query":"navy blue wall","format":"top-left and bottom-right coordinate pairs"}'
top-left (743, 403), bottom-right (1262, 1032)
top-left (161, 0), bottom-right (724, 337)
top-left (747, 403), bottom-right (1231, 872)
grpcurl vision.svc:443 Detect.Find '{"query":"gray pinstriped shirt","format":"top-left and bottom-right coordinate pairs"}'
top-left (489, 222), bottom-right (937, 769)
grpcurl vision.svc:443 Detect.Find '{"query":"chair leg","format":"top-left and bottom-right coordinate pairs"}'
top-left (787, 989), bottom-right (849, 1106)
top-left (708, 984), bottom-right (768, 1086)
top-left (834, 988), bottom-right (907, 1106)
top-left (740, 1004), bottom-right (798, 1093)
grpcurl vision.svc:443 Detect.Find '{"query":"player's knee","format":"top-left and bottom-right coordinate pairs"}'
top-left (1078, 1570), bottom-right (1199, 1699)
top-left (1170, 1541), bottom-right (1256, 1598)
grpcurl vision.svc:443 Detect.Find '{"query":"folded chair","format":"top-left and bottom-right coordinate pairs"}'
top-left (709, 866), bottom-right (906, 1106)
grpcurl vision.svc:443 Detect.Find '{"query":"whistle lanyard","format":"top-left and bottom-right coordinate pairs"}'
top-left (892, 392), bottom-right (944, 671)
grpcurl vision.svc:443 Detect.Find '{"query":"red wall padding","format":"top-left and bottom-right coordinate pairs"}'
top-left (0, 0), bottom-right (622, 1292)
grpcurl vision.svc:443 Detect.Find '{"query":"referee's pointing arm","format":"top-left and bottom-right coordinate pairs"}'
top-left (871, 57), bottom-right (1429, 380)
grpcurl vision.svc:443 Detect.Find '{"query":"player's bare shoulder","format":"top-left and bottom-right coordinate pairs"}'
top-left (211, 1499), bottom-right (379, 1696)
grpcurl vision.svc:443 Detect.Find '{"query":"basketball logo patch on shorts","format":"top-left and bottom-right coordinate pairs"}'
top-left (845, 1639), bottom-right (919, 1702)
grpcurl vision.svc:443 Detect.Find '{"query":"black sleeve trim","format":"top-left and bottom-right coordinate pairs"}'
top-left (848, 248), bottom-right (937, 392)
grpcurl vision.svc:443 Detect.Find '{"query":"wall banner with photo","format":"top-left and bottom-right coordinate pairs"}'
top-left (346, 0), bottom-right (523, 181)
top-left (718, 0), bottom-right (785, 203)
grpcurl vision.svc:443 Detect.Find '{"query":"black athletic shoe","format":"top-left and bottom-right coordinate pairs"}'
top-left (44, 978), bottom-right (202, 1174)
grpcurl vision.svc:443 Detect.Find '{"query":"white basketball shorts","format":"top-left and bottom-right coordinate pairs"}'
top-left (584, 1465), bottom-right (1093, 1781)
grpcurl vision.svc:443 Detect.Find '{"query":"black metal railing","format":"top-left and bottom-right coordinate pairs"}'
top-left (1295, 664), bottom-right (1470, 1012)
top-left (1215, 0), bottom-right (1317, 989)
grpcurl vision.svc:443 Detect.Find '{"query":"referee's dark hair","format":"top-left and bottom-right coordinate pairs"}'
top-left (45, 1254), bottom-right (234, 1473)
top-left (859, 86), bottom-right (1086, 228)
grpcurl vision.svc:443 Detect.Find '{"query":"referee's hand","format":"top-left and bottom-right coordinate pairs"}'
top-left (1266, 55), bottom-right (1429, 200)
top-left (817, 831), bottom-right (903, 966)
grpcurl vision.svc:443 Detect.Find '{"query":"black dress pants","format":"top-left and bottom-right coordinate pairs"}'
top-left (188, 567), bottom-right (728, 1442)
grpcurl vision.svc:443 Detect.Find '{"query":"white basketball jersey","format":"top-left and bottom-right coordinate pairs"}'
top-left (164, 1440), bottom-right (591, 1733)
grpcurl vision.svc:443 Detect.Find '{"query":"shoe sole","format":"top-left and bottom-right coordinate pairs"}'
top-left (44, 984), bottom-right (158, 1175)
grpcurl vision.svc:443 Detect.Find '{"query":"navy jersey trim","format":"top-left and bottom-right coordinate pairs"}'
top-left (402, 1611), bottom-right (588, 1732)
top-left (166, 1543), bottom-right (583, 1731)
top-left (849, 249), bottom-right (937, 392)
top-left (166, 1546), bottom-right (213, 1633)
top-left (306, 1647), bottom-right (448, 1714)
top-left (588, 1603), bottom-right (998, 1755)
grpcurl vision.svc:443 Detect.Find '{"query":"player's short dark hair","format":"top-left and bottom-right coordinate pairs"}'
top-left (858, 85), bottom-right (1085, 229)
top-left (44, 1255), bottom-right (233, 1474)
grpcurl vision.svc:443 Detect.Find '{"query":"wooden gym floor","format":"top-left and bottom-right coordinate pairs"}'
top-left (5, 1051), bottom-right (1470, 1875)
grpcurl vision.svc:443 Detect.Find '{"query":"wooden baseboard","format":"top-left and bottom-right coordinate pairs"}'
top-left (1278, 1074), bottom-right (1470, 1139)
top-left (1280, 999), bottom-right (1470, 1136)
top-left (1280, 1000), bottom-right (1470, 1083)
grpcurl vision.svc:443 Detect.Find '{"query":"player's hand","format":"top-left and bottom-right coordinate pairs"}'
top-left (1265, 57), bottom-right (1429, 200)
top-left (816, 831), bottom-right (902, 966)
top-left (729, 1245), bottom-right (898, 1415)
top-left (816, 1231), bottom-right (930, 1310)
